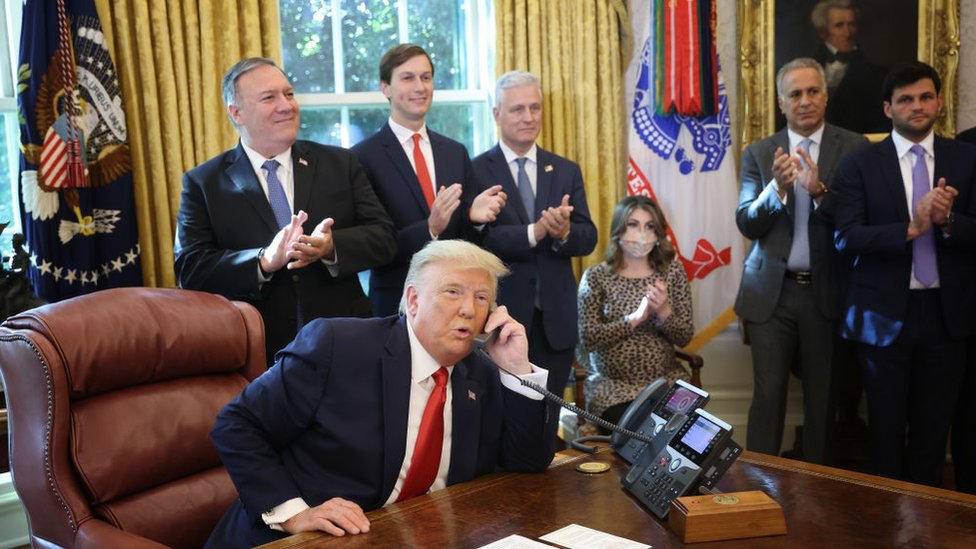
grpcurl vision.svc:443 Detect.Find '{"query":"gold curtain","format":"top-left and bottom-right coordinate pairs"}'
top-left (495, 0), bottom-right (630, 274)
top-left (94, 0), bottom-right (281, 288)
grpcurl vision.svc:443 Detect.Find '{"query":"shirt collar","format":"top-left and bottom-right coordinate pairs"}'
top-left (388, 117), bottom-right (429, 146)
top-left (891, 129), bottom-right (935, 159)
top-left (787, 125), bottom-right (825, 150)
top-left (405, 317), bottom-right (454, 383)
top-left (241, 141), bottom-right (293, 174)
top-left (499, 140), bottom-right (537, 165)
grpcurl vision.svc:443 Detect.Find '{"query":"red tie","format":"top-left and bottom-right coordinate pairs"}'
top-left (412, 133), bottom-right (435, 209)
top-left (397, 367), bottom-right (448, 501)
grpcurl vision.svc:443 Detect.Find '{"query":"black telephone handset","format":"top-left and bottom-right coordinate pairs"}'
top-left (615, 379), bottom-right (711, 464)
top-left (610, 378), bottom-right (668, 449)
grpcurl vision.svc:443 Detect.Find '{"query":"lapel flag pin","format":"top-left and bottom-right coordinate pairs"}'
top-left (299, 158), bottom-right (308, 166)
top-left (468, 390), bottom-right (477, 401)
top-left (544, 164), bottom-right (553, 173)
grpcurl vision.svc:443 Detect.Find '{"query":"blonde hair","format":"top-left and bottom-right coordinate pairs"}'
top-left (398, 240), bottom-right (510, 314)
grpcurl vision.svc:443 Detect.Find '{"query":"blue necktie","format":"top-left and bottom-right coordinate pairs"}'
top-left (516, 157), bottom-right (534, 219)
top-left (911, 145), bottom-right (937, 286)
top-left (786, 138), bottom-right (812, 272)
top-left (262, 159), bottom-right (292, 229)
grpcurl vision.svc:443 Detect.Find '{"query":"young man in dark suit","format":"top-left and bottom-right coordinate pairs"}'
top-left (175, 58), bottom-right (396, 364)
top-left (834, 62), bottom-right (976, 486)
top-left (352, 44), bottom-right (506, 316)
top-left (206, 240), bottom-right (554, 547)
top-left (471, 70), bottom-right (597, 413)
top-left (735, 57), bottom-right (867, 464)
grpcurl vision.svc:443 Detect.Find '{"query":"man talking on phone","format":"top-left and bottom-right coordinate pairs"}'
top-left (206, 240), bottom-right (554, 548)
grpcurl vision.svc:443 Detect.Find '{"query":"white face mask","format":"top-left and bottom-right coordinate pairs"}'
top-left (619, 233), bottom-right (655, 258)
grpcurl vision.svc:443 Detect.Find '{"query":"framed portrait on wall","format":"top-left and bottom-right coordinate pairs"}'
top-left (738, 0), bottom-right (959, 148)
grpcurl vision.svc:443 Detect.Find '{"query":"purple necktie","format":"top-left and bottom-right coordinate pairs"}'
top-left (262, 159), bottom-right (292, 229)
top-left (910, 144), bottom-right (937, 286)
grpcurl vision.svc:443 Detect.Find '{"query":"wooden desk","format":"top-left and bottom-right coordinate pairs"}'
top-left (261, 449), bottom-right (976, 548)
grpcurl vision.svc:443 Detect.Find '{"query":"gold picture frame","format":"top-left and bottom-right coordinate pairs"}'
top-left (737, 0), bottom-right (960, 148)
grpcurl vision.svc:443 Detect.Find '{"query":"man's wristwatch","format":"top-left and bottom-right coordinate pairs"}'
top-left (938, 211), bottom-right (955, 237)
top-left (809, 181), bottom-right (828, 199)
top-left (257, 247), bottom-right (272, 277)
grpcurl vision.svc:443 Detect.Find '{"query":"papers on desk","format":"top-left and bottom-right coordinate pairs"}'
top-left (541, 524), bottom-right (651, 549)
top-left (477, 525), bottom-right (650, 549)
top-left (477, 535), bottom-right (555, 548)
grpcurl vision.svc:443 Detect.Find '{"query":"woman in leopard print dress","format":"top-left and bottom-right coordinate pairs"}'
top-left (577, 195), bottom-right (694, 427)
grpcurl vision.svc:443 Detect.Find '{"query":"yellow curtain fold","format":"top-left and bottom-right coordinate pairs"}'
top-left (95, 0), bottom-right (281, 288)
top-left (495, 0), bottom-right (630, 275)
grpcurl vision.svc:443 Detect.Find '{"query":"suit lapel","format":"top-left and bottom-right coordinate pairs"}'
top-left (292, 142), bottom-right (313, 218)
top-left (817, 126), bottom-right (842, 183)
top-left (429, 130), bottom-right (451, 194)
top-left (379, 318), bottom-right (413, 504)
top-left (446, 358), bottom-right (484, 485)
top-left (225, 144), bottom-right (279, 233)
top-left (487, 145), bottom-right (529, 224)
top-left (381, 124), bottom-right (430, 214)
top-left (771, 130), bottom-right (797, 224)
top-left (933, 135), bottom-right (951, 188)
top-left (878, 137), bottom-right (911, 222)
top-left (535, 148), bottom-right (554, 211)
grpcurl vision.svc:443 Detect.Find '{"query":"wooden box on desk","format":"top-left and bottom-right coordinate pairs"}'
top-left (668, 490), bottom-right (786, 543)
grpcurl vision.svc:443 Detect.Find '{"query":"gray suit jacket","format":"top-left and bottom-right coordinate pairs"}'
top-left (734, 125), bottom-right (866, 322)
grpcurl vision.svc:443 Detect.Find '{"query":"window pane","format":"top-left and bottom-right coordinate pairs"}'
top-left (426, 103), bottom-right (486, 156)
top-left (0, 113), bottom-right (16, 256)
top-left (347, 107), bottom-right (392, 146)
top-left (297, 107), bottom-right (343, 146)
top-left (342, 2), bottom-right (399, 92)
top-left (409, 0), bottom-right (466, 90)
top-left (280, 0), bottom-right (336, 93)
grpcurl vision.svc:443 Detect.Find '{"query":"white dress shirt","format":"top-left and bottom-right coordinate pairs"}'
top-left (498, 140), bottom-right (540, 247)
top-left (890, 129), bottom-right (939, 289)
top-left (387, 118), bottom-right (438, 195)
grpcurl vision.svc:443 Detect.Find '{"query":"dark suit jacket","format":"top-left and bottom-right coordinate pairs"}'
top-left (207, 316), bottom-right (554, 548)
top-left (834, 135), bottom-right (976, 346)
top-left (471, 145), bottom-right (597, 352)
top-left (814, 46), bottom-right (889, 134)
top-left (352, 125), bottom-right (480, 316)
top-left (958, 127), bottom-right (976, 145)
top-left (175, 141), bottom-right (396, 362)
top-left (734, 125), bottom-right (867, 322)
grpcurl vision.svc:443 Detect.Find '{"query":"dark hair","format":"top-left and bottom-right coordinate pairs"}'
top-left (604, 195), bottom-right (676, 274)
top-left (882, 61), bottom-right (941, 103)
top-left (379, 44), bottom-right (434, 85)
top-left (810, 1), bottom-right (859, 36)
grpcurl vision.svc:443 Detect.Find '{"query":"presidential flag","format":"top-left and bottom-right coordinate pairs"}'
top-left (625, 0), bottom-right (743, 349)
top-left (17, 0), bottom-right (141, 301)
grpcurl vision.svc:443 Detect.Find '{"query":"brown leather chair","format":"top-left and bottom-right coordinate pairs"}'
top-left (0, 288), bottom-right (266, 548)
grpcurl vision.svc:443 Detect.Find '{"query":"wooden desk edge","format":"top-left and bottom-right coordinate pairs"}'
top-left (259, 448), bottom-right (976, 548)
top-left (257, 451), bottom-right (597, 548)
top-left (739, 451), bottom-right (976, 508)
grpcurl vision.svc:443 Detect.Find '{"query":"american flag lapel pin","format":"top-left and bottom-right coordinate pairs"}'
top-left (468, 390), bottom-right (477, 401)
top-left (544, 164), bottom-right (553, 173)
top-left (299, 157), bottom-right (308, 166)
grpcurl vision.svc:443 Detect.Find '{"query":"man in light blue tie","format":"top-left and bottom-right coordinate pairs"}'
top-left (834, 61), bottom-right (976, 487)
top-left (735, 58), bottom-right (867, 465)
top-left (471, 71), bottom-right (597, 438)
top-left (175, 58), bottom-right (396, 364)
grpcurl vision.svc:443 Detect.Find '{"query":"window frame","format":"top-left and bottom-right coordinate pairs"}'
top-left (0, 0), bottom-right (24, 255)
top-left (286, 0), bottom-right (496, 153)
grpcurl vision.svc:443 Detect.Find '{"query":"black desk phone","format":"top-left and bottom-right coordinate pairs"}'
top-left (612, 378), bottom-right (711, 464)
top-left (621, 408), bottom-right (742, 518)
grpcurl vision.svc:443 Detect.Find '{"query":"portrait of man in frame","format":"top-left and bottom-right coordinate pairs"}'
top-left (738, 0), bottom-right (959, 147)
